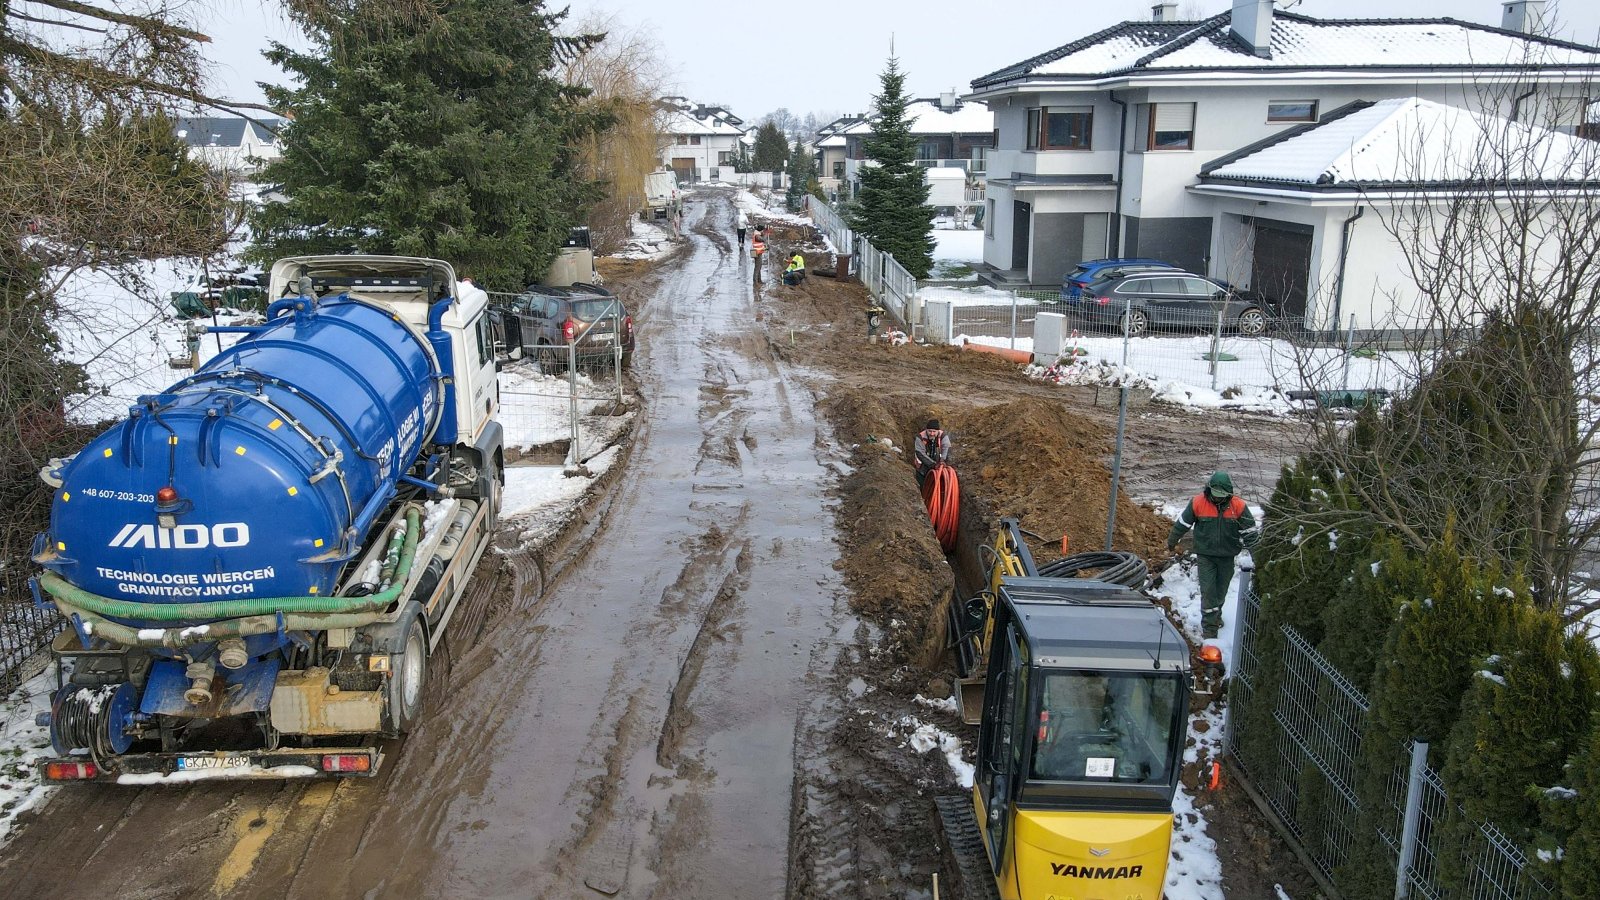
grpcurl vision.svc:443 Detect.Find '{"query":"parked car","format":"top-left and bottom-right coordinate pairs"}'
top-left (491, 283), bottom-right (634, 372)
top-left (1074, 270), bottom-right (1275, 337)
top-left (1058, 257), bottom-right (1178, 302)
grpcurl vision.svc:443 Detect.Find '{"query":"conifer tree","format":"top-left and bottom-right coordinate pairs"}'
top-left (785, 139), bottom-right (816, 212)
top-left (249, 0), bottom-right (609, 291)
top-left (751, 122), bottom-right (789, 174)
top-left (849, 55), bottom-right (935, 279)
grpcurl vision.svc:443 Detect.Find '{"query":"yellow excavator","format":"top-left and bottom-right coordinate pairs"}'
top-left (938, 521), bottom-right (1190, 900)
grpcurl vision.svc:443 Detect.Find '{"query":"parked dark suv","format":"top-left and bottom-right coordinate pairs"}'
top-left (1075, 271), bottom-right (1275, 336)
top-left (1058, 257), bottom-right (1178, 302)
top-left (491, 283), bottom-right (635, 372)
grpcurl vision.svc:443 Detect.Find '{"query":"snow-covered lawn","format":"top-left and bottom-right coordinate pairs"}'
top-left (943, 325), bottom-right (1414, 414)
top-left (612, 217), bottom-right (676, 260)
top-left (932, 229), bottom-right (983, 261)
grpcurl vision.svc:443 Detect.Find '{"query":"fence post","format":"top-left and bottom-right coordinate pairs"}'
top-left (1210, 307), bottom-right (1225, 391)
top-left (1010, 292), bottom-right (1019, 351)
top-left (1221, 563), bottom-right (1253, 753)
top-left (567, 341), bottom-right (581, 468)
top-left (1105, 296), bottom-right (1133, 551)
top-left (615, 341), bottom-right (624, 405)
top-left (1342, 313), bottom-right (1356, 392)
top-left (1395, 740), bottom-right (1430, 900)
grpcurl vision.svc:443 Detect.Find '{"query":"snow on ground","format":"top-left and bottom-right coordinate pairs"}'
top-left (497, 365), bottom-right (620, 450)
top-left (52, 260), bottom-right (231, 424)
top-left (1143, 508), bottom-right (1268, 899)
top-left (987, 329), bottom-right (1412, 414)
top-left (0, 666), bottom-right (58, 847)
top-left (611, 217), bottom-right (676, 260)
top-left (932, 228), bottom-right (983, 262)
top-left (923, 284), bottom-right (1030, 308)
top-left (733, 188), bottom-right (810, 227)
top-left (883, 713), bottom-right (974, 788)
top-left (501, 445), bottom-right (622, 521)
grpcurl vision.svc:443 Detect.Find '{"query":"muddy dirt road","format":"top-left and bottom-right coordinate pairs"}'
top-left (0, 195), bottom-right (852, 898)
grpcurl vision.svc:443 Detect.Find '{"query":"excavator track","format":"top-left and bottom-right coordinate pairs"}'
top-left (934, 795), bottom-right (1002, 900)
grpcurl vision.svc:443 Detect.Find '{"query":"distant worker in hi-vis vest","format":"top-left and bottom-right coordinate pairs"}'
top-left (1167, 471), bottom-right (1259, 639)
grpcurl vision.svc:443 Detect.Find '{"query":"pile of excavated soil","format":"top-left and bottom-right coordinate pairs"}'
top-left (825, 388), bottom-right (953, 662)
top-left (946, 397), bottom-right (1172, 563)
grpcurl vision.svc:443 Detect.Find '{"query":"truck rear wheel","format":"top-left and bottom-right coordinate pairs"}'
top-left (388, 614), bottom-right (428, 734)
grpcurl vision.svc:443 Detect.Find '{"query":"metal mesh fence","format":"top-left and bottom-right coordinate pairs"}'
top-left (930, 291), bottom-right (1411, 400)
top-left (1230, 582), bottom-right (1559, 899)
top-left (0, 600), bottom-right (63, 694)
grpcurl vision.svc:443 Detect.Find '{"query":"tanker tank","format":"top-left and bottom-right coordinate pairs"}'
top-left (36, 292), bottom-right (442, 609)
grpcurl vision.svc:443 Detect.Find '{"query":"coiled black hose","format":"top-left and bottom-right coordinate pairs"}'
top-left (1036, 550), bottom-right (1148, 588)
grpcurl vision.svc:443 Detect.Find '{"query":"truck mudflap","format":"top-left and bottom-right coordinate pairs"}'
top-left (39, 746), bottom-right (383, 784)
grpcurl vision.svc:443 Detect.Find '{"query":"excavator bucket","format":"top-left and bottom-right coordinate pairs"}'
top-left (955, 676), bottom-right (985, 726)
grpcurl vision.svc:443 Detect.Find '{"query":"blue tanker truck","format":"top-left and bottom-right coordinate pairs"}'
top-left (30, 256), bottom-right (504, 782)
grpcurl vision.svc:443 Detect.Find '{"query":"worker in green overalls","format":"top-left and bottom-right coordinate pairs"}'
top-left (1167, 471), bottom-right (1259, 639)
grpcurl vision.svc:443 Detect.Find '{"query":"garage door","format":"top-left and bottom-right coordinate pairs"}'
top-left (1251, 221), bottom-right (1313, 319)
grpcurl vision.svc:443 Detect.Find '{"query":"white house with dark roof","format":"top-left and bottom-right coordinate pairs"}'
top-left (174, 116), bottom-right (284, 172)
top-left (658, 98), bottom-right (749, 183)
top-left (966, 0), bottom-right (1600, 328)
top-left (825, 94), bottom-right (995, 209)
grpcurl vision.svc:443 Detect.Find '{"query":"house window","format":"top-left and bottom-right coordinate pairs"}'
top-left (718, 150), bottom-right (733, 164)
top-left (985, 198), bottom-right (995, 238)
top-left (688, 135), bottom-right (701, 146)
top-left (1146, 102), bottom-right (1195, 151)
top-left (1267, 100), bottom-right (1317, 123)
top-left (1025, 107), bottom-right (1093, 151)
top-left (832, 161), bottom-right (845, 180)
top-left (919, 140), bottom-right (941, 161)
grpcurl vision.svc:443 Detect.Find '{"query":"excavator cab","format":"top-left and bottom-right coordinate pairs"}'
top-left (943, 576), bottom-right (1191, 900)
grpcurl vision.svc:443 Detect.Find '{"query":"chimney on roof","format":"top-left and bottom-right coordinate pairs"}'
top-left (939, 89), bottom-right (958, 110)
top-left (1152, 2), bottom-right (1179, 21)
top-left (1230, 0), bottom-right (1273, 58)
top-left (1501, 0), bottom-right (1547, 34)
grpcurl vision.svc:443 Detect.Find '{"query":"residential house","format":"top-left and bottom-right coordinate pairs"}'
top-left (966, 0), bottom-right (1600, 328)
top-left (174, 116), bottom-right (284, 172)
top-left (811, 114), bottom-right (866, 193)
top-left (657, 98), bottom-right (748, 183)
top-left (833, 95), bottom-right (995, 208)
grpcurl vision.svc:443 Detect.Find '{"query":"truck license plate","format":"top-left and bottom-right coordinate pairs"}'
top-left (177, 755), bottom-right (250, 771)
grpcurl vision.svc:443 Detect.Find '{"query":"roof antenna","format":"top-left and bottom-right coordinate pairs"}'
top-left (1150, 617), bottom-right (1165, 670)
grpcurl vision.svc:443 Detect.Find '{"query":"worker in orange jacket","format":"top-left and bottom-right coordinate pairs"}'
top-left (1168, 471), bottom-right (1259, 639)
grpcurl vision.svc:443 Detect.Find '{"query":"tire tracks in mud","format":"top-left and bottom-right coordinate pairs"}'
top-left (656, 541), bottom-right (753, 769)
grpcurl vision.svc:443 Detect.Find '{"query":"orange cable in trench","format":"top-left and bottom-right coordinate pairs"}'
top-left (922, 463), bottom-right (960, 553)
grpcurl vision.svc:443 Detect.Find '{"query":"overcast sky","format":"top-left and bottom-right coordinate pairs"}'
top-left (199, 0), bottom-right (1600, 122)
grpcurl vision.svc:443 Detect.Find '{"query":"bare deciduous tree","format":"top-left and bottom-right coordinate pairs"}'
top-left (559, 13), bottom-right (672, 254)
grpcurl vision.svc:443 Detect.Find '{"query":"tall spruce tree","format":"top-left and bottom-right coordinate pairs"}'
top-left (850, 55), bottom-right (935, 279)
top-left (785, 139), bottom-right (816, 212)
top-left (751, 122), bottom-right (789, 175)
top-left (249, 1), bottom-right (609, 291)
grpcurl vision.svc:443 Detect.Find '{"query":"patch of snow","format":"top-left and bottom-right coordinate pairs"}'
top-left (501, 444), bottom-right (622, 523)
top-left (0, 667), bottom-right (59, 847)
top-left (912, 694), bottom-right (959, 716)
top-left (1274, 885), bottom-right (1295, 900)
top-left (1537, 847), bottom-right (1564, 863)
top-left (1476, 670), bottom-right (1507, 686)
top-left (885, 714), bottom-right (973, 788)
top-left (612, 217), bottom-right (676, 260)
top-left (1544, 785), bottom-right (1577, 800)
top-left (931, 229), bottom-right (984, 264)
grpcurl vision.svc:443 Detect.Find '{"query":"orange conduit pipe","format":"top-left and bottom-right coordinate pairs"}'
top-left (960, 339), bottom-right (1033, 365)
top-left (922, 463), bottom-right (960, 553)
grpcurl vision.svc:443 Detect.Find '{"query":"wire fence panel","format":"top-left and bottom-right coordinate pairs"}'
top-left (1231, 583), bottom-right (1560, 900)
top-left (0, 601), bottom-right (63, 694)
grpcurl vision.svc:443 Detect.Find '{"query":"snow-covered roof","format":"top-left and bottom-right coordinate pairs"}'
top-left (174, 116), bottom-right (283, 148)
top-left (660, 108), bottom-right (745, 138)
top-left (816, 134), bottom-right (846, 148)
top-left (1202, 97), bottom-right (1600, 187)
top-left (973, 11), bottom-right (1600, 88)
top-left (833, 100), bottom-right (993, 138)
